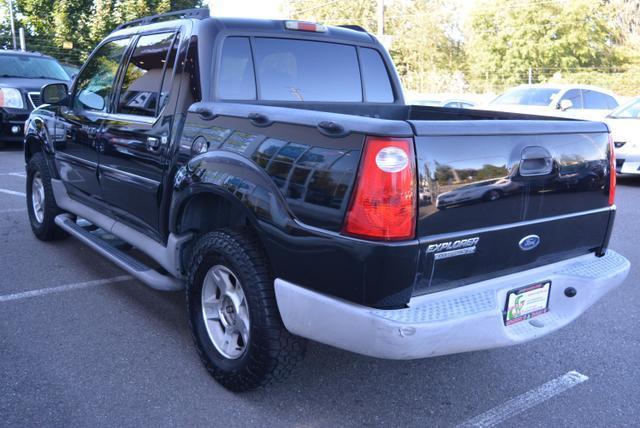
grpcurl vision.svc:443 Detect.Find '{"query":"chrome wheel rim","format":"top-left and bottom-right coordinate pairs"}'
top-left (201, 265), bottom-right (249, 359)
top-left (31, 172), bottom-right (45, 224)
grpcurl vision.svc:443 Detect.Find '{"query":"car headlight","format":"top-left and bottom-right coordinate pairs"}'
top-left (0, 88), bottom-right (24, 109)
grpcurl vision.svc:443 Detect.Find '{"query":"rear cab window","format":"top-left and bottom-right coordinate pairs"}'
top-left (216, 36), bottom-right (395, 103)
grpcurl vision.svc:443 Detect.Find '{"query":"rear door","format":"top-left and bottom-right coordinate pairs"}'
top-left (56, 37), bottom-right (132, 198)
top-left (98, 31), bottom-right (180, 235)
top-left (409, 120), bottom-right (614, 294)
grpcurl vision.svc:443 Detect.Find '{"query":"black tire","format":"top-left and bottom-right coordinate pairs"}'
top-left (484, 190), bottom-right (502, 201)
top-left (26, 152), bottom-right (67, 241)
top-left (186, 229), bottom-right (306, 392)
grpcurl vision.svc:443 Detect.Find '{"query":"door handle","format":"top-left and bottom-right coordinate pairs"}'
top-left (146, 136), bottom-right (161, 151)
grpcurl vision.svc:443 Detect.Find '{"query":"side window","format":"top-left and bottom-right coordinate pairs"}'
top-left (583, 90), bottom-right (618, 110)
top-left (560, 89), bottom-right (583, 109)
top-left (116, 32), bottom-right (176, 117)
top-left (73, 38), bottom-right (131, 112)
top-left (218, 37), bottom-right (256, 100)
top-left (359, 48), bottom-right (394, 103)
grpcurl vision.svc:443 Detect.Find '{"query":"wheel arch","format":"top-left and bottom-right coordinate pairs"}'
top-left (24, 117), bottom-right (52, 164)
top-left (174, 187), bottom-right (259, 235)
top-left (24, 134), bottom-right (44, 163)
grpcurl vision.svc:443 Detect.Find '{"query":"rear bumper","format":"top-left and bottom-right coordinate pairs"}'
top-left (275, 250), bottom-right (630, 359)
top-left (617, 156), bottom-right (640, 174)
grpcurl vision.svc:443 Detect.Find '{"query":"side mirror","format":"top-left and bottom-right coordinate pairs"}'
top-left (77, 90), bottom-right (105, 111)
top-left (558, 99), bottom-right (573, 111)
top-left (41, 83), bottom-right (69, 106)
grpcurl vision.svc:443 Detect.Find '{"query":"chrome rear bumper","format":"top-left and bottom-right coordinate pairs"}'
top-left (275, 250), bottom-right (630, 359)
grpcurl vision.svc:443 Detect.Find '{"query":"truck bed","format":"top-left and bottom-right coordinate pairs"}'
top-left (185, 101), bottom-right (613, 303)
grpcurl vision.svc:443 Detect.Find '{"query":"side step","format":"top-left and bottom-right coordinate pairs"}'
top-left (55, 214), bottom-right (184, 291)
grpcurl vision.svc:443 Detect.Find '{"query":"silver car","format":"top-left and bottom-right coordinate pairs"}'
top-left (606, 97), bottom-right (640, 175)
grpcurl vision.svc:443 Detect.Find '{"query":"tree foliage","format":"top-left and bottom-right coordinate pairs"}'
top-left (2, 0), bottom-right (202, 62)
top-left (465, 0), bottom-right (625, 91)
top-left (1, 0), bottom-right (638, 95)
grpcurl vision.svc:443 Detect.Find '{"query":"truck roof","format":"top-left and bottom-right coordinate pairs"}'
top-left (109, 8), bottom-right (375, 45)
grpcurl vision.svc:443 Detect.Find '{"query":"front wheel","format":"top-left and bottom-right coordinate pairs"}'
top-left (26, 153), bottom-right (67, 241)
top-left (186, 229), bottom-right (306, 392)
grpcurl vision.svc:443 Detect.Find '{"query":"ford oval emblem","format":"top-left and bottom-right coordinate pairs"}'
top-left (519, 235), bottom-right (540, 251)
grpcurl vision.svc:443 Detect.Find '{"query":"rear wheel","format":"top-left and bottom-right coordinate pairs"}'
top-left (26, 153), bottom-right (67, 241)
top-left (187, 229), bottom-right (306, 392)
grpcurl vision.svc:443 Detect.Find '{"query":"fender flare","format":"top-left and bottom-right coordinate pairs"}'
top-left (24, 116), bottom-right (54, 161)
top-left (169, 150), bottom-right (295, 235)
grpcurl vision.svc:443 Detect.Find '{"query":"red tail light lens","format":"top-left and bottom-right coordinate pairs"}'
top-left (343, 137), bottom-right (416, 241)
top-left (609, 134), bottom-right (616, 206)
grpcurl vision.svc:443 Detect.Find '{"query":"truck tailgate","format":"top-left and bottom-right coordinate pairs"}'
top-left (410, 119), bottom-right (614, 294)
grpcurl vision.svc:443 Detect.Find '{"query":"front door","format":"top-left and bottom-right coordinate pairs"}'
top-left (56, 37), bottom-right (132, 198)
top-left (98, 31), bottom-right (179, 236)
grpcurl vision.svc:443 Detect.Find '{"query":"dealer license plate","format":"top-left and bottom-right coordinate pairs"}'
top-left (504, 281), bottom-right (551, 326)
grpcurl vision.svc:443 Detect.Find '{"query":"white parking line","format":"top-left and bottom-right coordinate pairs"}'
top-left (0, 275), bottom-right (133, 303)
top-left (0, 208), bottom-right (26, 213)
top-left (457, 371), bottom-right (589, 428)
top-left (0, 188), bottom-right (26, 197)
top-left (0, 172), bottom-right (26, 178)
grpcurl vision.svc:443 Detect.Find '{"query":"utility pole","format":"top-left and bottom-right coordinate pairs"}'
top-left (528, 67), bottom-right (533, 84)
top-left (19, 27), bottom-right (25, 51)
top-left (8, 0), bottom-right (17, 50)
top-left (377, 0), bottom-right (384, 36)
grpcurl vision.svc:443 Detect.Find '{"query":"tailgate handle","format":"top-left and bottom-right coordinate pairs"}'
top-left (520, 146), bottom-right (553, 176)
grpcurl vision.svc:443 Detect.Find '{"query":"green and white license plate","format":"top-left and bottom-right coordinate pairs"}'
top-left (504, 281), bottom-right (551, 326)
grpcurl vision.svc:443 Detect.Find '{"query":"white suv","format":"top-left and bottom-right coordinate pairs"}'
top-left (487, 84), bottom-right (620, 120)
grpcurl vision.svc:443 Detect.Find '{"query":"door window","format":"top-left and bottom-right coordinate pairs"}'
top-left (583, 90), bottom-right (618, 110)
top-left (73, 38), bottom-right (132, 112)
top-left (116, 32), bottom-right (177, 117)
top-left (560, 89), bottom-right (583, 109)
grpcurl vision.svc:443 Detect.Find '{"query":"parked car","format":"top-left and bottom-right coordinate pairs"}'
top-left (24, 9), bottom-right (629, 392)
top-left (60, 62), bottom-right (81, 79)
top-left (412, 98), bottom-right (477, 109)
top-left (487, 84), bottom-right (620, 120)
top-left (0, 50), bottom-right (69, 145)
top-left (606, 97), bottom-right (640, 175)
top-left (436, 178), bottom-right (520, 209)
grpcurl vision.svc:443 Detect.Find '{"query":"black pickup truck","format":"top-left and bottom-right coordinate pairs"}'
top-left (24, 9), bottom-right (630, 391)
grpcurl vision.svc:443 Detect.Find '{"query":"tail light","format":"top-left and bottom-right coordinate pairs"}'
top-left (609, 134), bottom-right (616, 206)
top-left (343, 137), bottom-right (416, 241)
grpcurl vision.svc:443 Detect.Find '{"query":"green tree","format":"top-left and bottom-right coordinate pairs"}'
top-left (465, 0), bottom-right (626, 92)
top-left (4, 0), bottom-right (202, 63)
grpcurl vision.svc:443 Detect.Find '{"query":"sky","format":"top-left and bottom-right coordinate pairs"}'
top-left (209, 0), bottom-right (476, 27)
top-left (210, 0), bottom-right (288, 19)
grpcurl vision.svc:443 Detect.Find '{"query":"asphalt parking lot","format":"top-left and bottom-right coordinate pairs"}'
top-left (1, 144), bottom-right (638, 427)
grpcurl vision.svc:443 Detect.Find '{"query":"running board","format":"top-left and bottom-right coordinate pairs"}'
top-left (51, 179), bottom-right (191, 279)
top-left (55, 214), bottom-right (183, 291)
